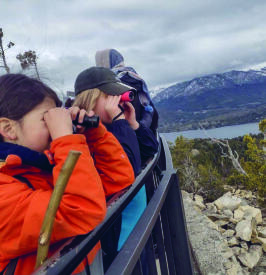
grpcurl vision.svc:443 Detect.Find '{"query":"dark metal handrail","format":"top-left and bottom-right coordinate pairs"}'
top-left (33, 134), bottom-right (193, 275)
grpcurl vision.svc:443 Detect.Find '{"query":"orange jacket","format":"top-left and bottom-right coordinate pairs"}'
top-left (0, 122), bottom-right (134, 274)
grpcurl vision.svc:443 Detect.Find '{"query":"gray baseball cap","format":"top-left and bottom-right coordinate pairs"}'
top-left (74, 66), bottom-right (135, 96)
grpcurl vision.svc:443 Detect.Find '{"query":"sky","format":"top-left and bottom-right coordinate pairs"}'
top-left (1, 0), bottom-right (266, 95)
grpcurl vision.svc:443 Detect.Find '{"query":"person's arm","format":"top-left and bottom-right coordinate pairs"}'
top-left (135, 123), bottom-right (159, 165)
top-left (106, 119), bottom-right (141, 177)
top-left (0, 134), bottom-right (106, 259)
top-left (85, 122), bottom-right (135, 196)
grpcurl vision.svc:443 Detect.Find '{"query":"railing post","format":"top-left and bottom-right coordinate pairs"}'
top-left (165, 173), bottom-right (193, 275)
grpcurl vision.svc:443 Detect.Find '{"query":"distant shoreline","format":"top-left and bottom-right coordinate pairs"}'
top-left (161, 122), bottom-right (260, 142)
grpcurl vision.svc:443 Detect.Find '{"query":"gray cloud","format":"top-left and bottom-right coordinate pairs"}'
top-left (1, 0), bottom-right (266, 92)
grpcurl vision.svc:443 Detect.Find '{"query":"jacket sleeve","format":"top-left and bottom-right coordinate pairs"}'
top-left (106, 119), bottom-right (141, 176)
top-left (135, 123), bottom-right (159, 165)
top-left (0, 134), bottom-right (106, 258)
top-left (84, 122), bottom-right (135, 197)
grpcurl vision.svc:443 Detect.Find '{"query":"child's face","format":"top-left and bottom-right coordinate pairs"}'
top-left (94, 95), bottom-right (112, 124)
top-left (14, 97), bottom-right (56, 152)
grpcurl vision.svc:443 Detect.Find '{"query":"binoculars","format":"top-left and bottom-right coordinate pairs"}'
top-left (120, 91), bottom-right (134, 102)
top-left (71, 91), bottom-right (134, 128)
top-left (72, 114), bottom-right (99, 128)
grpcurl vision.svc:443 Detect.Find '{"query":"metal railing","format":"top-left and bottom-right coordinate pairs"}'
top-left (34, 135), bottom-right (193, 275)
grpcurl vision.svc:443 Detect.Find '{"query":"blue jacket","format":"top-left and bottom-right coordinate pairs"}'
top-left (106, 119), bottom-right (146, 250)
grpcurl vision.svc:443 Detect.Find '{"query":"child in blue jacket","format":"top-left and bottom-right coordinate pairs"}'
top-left (73, 66), bottom-right (158, 270)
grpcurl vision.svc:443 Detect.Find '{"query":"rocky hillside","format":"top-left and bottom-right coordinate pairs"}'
top-left (182, 189), bottom-right (266, 275)
top-left (152, 68), bottom-right (266, 132)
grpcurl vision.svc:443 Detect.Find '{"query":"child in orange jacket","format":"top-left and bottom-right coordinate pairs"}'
top-left (0, 74), bottom-right (134, 275)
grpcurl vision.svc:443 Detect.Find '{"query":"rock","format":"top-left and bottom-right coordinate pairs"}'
top-left (240, 242), bottom-right (249, 251)
top-left (242, 190), bottom-right (253, 200)
top-left (237, 245), bottom-right (262, 269)
top-left (214, 193), bottom-right (242, 211)
top-left (256, 237), bottom-right (266, 252)
top-left (258, 227), bottom-right (266, 238)
top-left (191, 148), bottom-right (200, 157)
top-left (229, 218), bottom-right (238, 224)
top-left (221, 246), bottom-right (234, 259)
top-left (234, 209), bottom-right (244, 221)
top-left (235, 219), bottom-right (253, 241)
top-left (223, 209), bottom-right (234, 218)
top-left (224, 260), bottom-right (243, 275)
top-left (215, 220), bottom-right (230, 227)
top-left (219, 228), bottom-right (226, 233)
top-left (208, 220), bottom-right (220, 231)
top-left (222, 229), bottom-right (235, 238)
top-left (194, 199), bottom-right (206, 210)
top-left (232, 247), bottom-right (241, 256)
top-left (207, 213), bottom-right (230, 221)
top-left (205, 203), bottom-right (218, 214)
top-left (195, 194), bottom-right (203, 203)
top-left (182, 191), bottom-right (228, 274)
top-left (238, 205), bottom-right (263, 224)
top-left (227, 237), bottom-right (239, 246)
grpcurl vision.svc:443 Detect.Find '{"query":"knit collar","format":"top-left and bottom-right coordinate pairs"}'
top-left (0, 142), bottom-right (53, 171)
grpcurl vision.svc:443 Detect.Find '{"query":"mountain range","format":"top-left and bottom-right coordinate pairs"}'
top-left (151, 68), bottom-right (266, 132)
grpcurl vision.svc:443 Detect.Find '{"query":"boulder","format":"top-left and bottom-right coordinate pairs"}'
top-left (227, 237), bottom-right (239, 246)
top-left (191, 148), bottom-right (200, 157)
top-left (237, 245), bottom-right (262, 269)
top-left (223, 209), bottom-right (234, 218)
top-left (255, 237), bottom-right (266, 252)
top-left (222, 229), bottom-right (235, 238)
top-left (214, 193), bottom-right (242, 211)
top-left (205, 202), bottom-right (217, 214)
top-left (207, 213), bottom-right (230, 222)
top-left (231, 247), bottom-right (241, 256)
top-left (234, 209), bottom-right (244, 221)
top-left (235, 219), bottom-right (253, 241)
top-left (258, 227), bottom-right (266, 238)
top-left (224, 258), bottom-right (243, 275)
top-left (194, 199), bottom-right (206, 210)
top-left (238, 205), bottom-right (262, 224)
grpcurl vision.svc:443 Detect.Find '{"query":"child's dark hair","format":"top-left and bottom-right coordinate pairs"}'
top-left (64, 97), bottom-right (74, 108)
top-left (0, 74), bottom-right (61, 141)
top-left (0, 74), bottom-right (61, 120)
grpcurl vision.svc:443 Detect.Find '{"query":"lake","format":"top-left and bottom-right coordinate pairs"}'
top-left (161, 122), bottom-right (261, 143)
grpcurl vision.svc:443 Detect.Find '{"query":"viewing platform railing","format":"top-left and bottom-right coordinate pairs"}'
top-left (33, 134), bottom-right (193, 275)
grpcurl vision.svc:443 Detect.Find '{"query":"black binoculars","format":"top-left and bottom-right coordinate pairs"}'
top-left (72, 114), bottom-right (99, 128)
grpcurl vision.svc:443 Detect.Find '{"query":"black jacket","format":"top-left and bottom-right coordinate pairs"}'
top-left (107, 119), bottom-right (158, 171)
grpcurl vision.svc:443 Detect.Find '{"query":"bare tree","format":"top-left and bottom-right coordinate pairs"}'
top-left (16, 50), bottom-right (40, 80)
top-left (181, 155), bottom-right (200, 196)
top-left (199, 123), bottom-right (247, 176)
top-left (259, 119), bottom-right (266, 153)
top-left (0, 28), bottom-right (15, 73)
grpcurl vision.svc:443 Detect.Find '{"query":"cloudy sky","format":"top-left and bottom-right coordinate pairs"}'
top-left (1, 0), bottom-right (266, 94)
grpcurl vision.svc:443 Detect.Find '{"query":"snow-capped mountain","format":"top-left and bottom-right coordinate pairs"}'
top-left (153, 68), bottom-right (266, 104)
top-left (149, 85), bottom-right (172, 98)
top-left (153, 68), bottom-right (266, 132)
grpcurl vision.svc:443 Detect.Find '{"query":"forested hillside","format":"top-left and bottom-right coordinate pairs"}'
top-left (169, 120), bottom-right (266, 205)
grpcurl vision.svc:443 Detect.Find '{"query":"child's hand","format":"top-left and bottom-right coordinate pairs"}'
top-left (69, 106), bottom-right (94, 133)
top-left (105, 95), bottom-right (125, 123)
top-left (44, 108), bottom-right (73, 140)
top-left (121, 102), bottom-right (139, 130)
